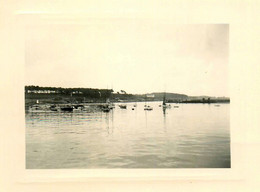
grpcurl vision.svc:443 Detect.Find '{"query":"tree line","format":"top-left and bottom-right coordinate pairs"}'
top-left (25, 85), bottom-right (113, 99)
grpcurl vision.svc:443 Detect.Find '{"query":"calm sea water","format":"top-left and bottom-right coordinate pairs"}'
top-left (26, 102), bottom-right (230, 168)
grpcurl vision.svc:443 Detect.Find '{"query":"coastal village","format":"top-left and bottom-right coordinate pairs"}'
top-left (25, 85), bottom-right (230, 113)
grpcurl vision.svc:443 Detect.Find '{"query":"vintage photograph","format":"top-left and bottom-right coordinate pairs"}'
top-left (25, 22), bottom-right (230, 168)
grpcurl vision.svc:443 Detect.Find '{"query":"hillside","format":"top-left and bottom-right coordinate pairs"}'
top-left (24, 86), bottom-right (229, 104)
top-left (150, 92), bottom-right (188, 100)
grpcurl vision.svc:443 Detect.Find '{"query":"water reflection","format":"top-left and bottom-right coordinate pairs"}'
top-left (104, 111), bottom-right (114, 135)
top-left (26, 102), bottom-right (230, 168)
top-left (162, 108), bottom-right (167, 133)
top-left (163, 107), bottom-right (166, 116)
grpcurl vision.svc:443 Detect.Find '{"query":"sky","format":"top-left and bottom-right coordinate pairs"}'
top-left (25, 21), bottom-right (229, 97)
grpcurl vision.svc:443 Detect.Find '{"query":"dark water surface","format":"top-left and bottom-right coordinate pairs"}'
top-left (26, 102), bottom-right (230, 168)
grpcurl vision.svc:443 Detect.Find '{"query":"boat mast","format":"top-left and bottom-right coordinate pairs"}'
top-left (145, 94), bottom-right (147, 106)
top-left (163, 92), bottom-right (166, 105)
top-left (163, 84), bottom-right (166, 105)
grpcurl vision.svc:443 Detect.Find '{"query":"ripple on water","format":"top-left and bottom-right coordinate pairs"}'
top-left (26, 103), bottom-right (230, 168)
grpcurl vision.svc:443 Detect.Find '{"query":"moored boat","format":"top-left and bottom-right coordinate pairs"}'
top-left (60, 106), bottom-right (74, 112)
top-left (50, 105), bottom-right (59, 111)
top-left (101, 104), bottom-right (111, 112)
top-left (119, 104), bottom-right (127, 109)
top-left (28, 105), bottom-right (47, 112)
top-left (144, 105), bottom-right (153, 110)
top-left (102, 107), bottom-right (110, 112)
top-left (73, 105), bottom-right (84, 111)
top-left (144, 94), bottom-right (153, 110)
top-left (162, 92), bottom-right (171, 109)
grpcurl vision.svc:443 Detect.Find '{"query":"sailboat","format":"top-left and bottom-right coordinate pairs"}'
top-left (102, 90), bottom-right (113, 112)
top-left (107, 86), bottom-right (115, 110)
top-left (162, 92), bottom-right (171, 109)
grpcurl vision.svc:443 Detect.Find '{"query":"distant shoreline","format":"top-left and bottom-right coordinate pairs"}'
top-left (25, 95), bottom-right (230, 107)
top-left (24, 85), bottom-right (230, 106)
